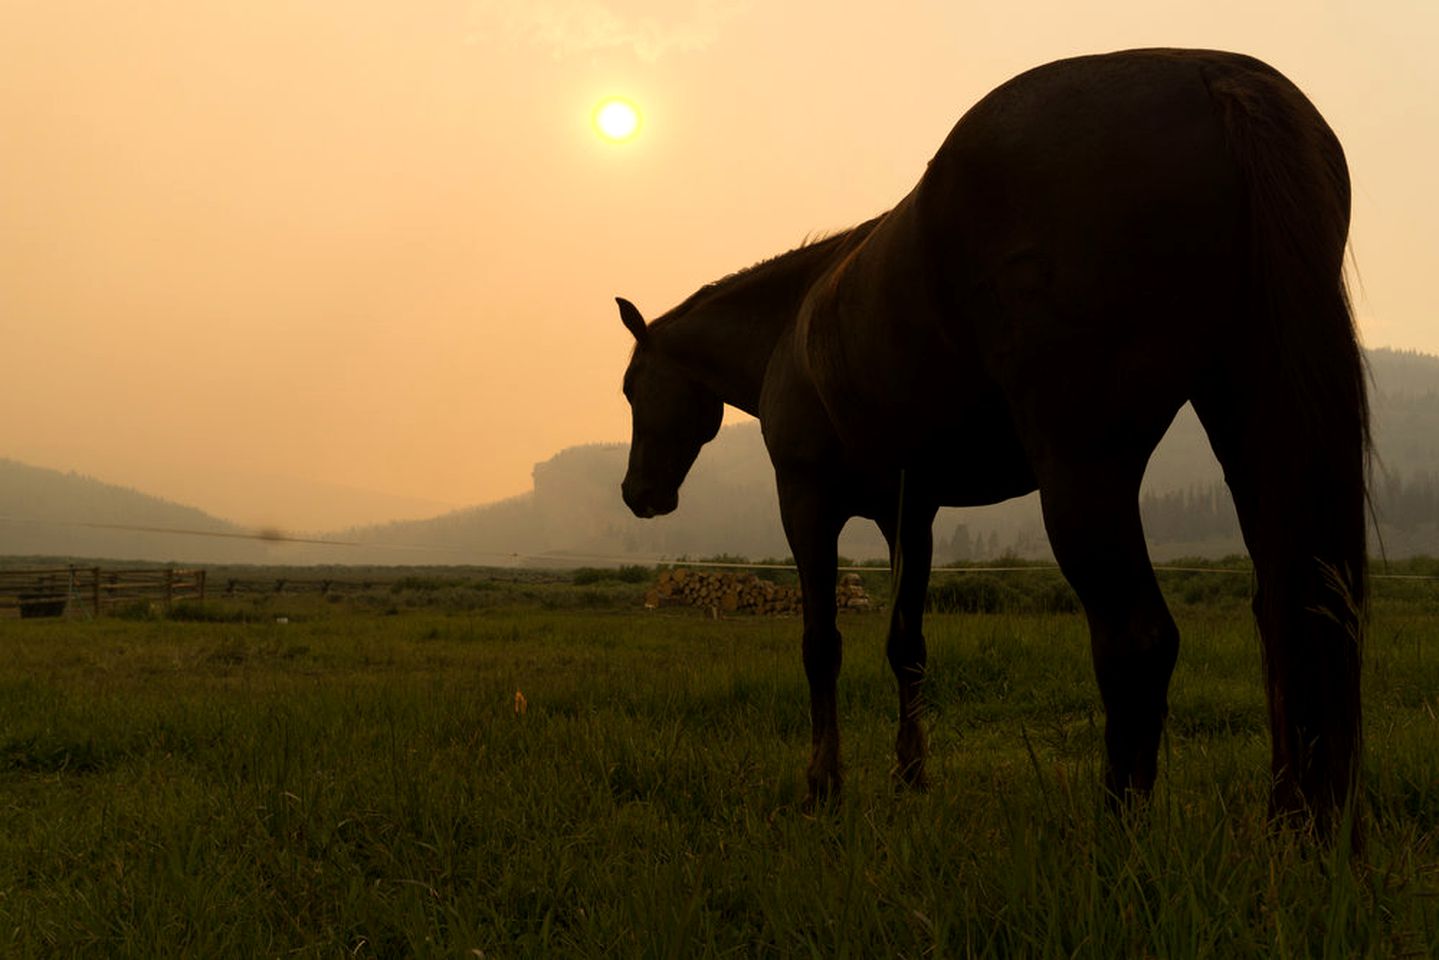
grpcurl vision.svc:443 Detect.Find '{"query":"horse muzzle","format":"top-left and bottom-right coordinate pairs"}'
top-left (621, 480), bottom-right (678, 518)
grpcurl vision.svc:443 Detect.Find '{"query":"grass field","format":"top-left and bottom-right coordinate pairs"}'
top-left (1, 567), bottom-right (1437, 957)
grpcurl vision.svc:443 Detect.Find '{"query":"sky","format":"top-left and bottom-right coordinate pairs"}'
top-left (2, 0), bottom-right (1436, 532)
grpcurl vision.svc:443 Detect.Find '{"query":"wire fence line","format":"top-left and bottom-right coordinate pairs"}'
top-left (387, 552), bottom-right (1439, 582)
top-left (0, 515), bottom-right (358, 546)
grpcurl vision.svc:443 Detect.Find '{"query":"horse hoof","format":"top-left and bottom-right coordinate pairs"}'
top-left (1101, 771), bottom-right (1155, 818)
top-left (802, 792), bottom-right (842, 815)
top-left (892, 765), bottom-right (930, 793)
top-left (803, 775), bottom-right (842, 813)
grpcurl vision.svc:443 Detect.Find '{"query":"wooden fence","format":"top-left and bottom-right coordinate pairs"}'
top-left (0, 567), bottom-right (206, 618)
top-left (217, 577), bottom-right (379, 597)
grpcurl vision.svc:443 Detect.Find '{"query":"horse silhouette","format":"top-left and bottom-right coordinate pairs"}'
top-left (617, 49), bottom-right (1367, 837)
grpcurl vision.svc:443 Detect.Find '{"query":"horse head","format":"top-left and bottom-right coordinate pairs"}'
top-left (616, 297), bottom-right (723, 518)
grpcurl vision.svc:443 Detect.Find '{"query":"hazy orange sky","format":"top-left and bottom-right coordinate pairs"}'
top-left (2, 1), bottom-right (1436, 531)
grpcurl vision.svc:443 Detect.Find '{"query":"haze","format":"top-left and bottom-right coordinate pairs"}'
top-left (2, 1), bottom-right (1435, 532)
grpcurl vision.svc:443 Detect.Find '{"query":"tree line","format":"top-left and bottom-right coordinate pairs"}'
top-left (1137, 473), bottom-right (1439, 546)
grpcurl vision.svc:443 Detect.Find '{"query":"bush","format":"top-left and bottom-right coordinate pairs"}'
top-left (615, 565), bottom-right (651, 583)
top-left (571, 567), bottom-right (607, 585)
top-left (924, 572), bottom-right (1080, 615)
top-left (927, 575), bottom-right (1025, 614)
top-left (572, 565), bottom-right (652, 586)
top-left (167, 601), bottom-right (256, 623)
top-left (390, 576), bottom-right (449, 593)
top-left (1033, 580), bottom-right (1080, 614)
top-left (112, 601), bottom-right (161, 621)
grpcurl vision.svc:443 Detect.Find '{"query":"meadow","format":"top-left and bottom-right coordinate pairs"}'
top-left (1, 564), bottom-right (1436, 957)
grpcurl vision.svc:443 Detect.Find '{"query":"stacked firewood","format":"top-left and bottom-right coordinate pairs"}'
top-left (644, 569), bottom-right (874, 616)
top-left (835, 572), bottom-right (872, 612)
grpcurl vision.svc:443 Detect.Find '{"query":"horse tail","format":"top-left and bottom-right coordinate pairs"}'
top-left (1200, 59), bottom-right (1369, 832)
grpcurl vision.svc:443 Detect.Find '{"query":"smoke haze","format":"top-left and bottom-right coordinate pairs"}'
top-left (1, 1), bottom-right (1435, 531)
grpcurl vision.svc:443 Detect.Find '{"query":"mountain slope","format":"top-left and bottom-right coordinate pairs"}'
top-left (0, 459), bottom-right (268, 563)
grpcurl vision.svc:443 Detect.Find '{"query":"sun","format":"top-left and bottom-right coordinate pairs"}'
top-left (593, 97), bottom-right (641, 143)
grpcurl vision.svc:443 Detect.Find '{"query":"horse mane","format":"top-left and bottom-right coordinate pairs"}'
top-left (653, 218), bottom-right (883, 329)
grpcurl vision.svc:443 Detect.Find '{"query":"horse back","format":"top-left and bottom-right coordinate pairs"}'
top-left (798, 49), bottom-right (1341, 466)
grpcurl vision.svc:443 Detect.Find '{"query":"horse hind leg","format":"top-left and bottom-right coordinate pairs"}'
top-left (1192, 372), bottom-right (1365, 837)
top-left (1036, 456), bottom-right (1180, 804)
top-left (878, 499), bottom-right (935, 791)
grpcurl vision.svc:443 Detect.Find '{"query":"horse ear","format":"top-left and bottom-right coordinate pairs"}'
top-left (616, 297), bottom-right (649, 344)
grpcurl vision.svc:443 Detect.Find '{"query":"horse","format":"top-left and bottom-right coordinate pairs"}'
top-left (615, 49), bottom-right (1368, 837)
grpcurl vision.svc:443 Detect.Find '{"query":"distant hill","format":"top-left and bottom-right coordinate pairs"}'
top-left (4, 347), bottom-right (1438, 565)
top-left (281, 432), bottom-right (797, 566)
top-left (0, 459), bottom-right (270, 564)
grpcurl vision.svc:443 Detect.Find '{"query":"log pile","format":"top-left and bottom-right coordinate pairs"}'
top-left (644, 569), bottom-right (874, 616)
top-left (836, 572), bottom-right (872, 612)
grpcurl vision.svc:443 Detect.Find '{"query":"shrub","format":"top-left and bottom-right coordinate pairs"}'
top-left (927, 575), bottom-right (1025, 614)
top-left (1033, 580), bottom-right (1080, 614)
top-left (572, 565), bottom-right (652, 585)
top-left (390, 576), bottom-right (448, 593)
top-left (615, 565), bottom-right (651, 583)
top-left (166, 601), bottom-right (256, 623)
top-left (112, 601), bottom-right (160, 621)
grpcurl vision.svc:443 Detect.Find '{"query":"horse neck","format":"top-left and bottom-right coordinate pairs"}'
top-left (656, 223), bottom-right (878, 415)
top-left (655, 294), bottom-right (790, 416)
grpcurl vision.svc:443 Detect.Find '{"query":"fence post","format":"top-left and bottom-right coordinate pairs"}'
top-left (164, 569), bottom-right (174, 608)
top-left (91, 567), bottom-right (101, 617)
top-left (197, 569), bottom-right (206, 603)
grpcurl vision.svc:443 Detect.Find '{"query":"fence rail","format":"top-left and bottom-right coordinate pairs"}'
top-left (218, 577), bottom-right (378, 597)
top-left (0, 567), bottom-right (206, 618)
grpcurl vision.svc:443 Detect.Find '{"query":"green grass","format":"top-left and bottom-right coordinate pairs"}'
top-left (0, 576), bottom-right (1437, 957)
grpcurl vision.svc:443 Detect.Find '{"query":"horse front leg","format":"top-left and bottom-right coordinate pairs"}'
top-left (777, 472), bottom-right (845, 808)
top-left (879, 497), bottom-right (936, 791)
top-left (1037, 462), bottom-right (1179, 805)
